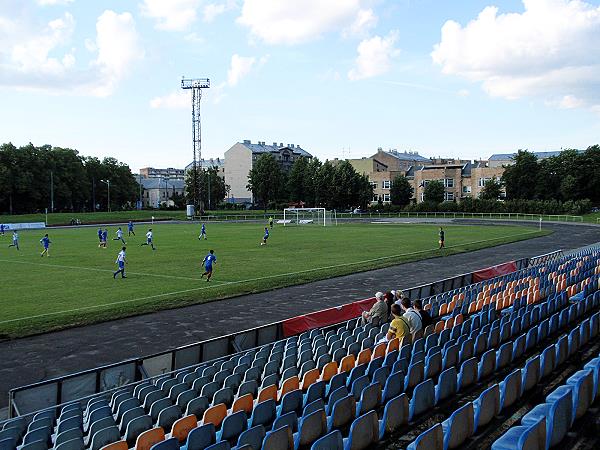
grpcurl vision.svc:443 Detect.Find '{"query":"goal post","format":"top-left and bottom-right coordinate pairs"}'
top-left (282, 208), bottom-right (333, 226)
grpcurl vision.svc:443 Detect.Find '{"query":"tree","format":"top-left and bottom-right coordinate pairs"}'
top-left (502, 150), bottom-right (539, 200)
top-left (423, 180), bottom-right (445, 204)
top-left (390, 175), bottom-right (413, 206)
top-left (287, 157), bottom-right (308, 202)
top-left (246, 154), bottom-right (284, 211)
top-left (480, 178), bottom-right (503, 200)
top-left (185, 167), bottom-right (229, 210)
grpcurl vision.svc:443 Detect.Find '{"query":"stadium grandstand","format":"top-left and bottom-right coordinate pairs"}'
top-left (1, 247), bottom-right (600, 450)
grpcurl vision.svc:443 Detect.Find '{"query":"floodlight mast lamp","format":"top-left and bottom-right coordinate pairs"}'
top-left (181, 77), bottom-right (210, 211)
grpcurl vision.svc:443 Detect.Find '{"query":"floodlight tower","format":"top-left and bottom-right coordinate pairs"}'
top-left (181, 77), bottom-right (210, 211)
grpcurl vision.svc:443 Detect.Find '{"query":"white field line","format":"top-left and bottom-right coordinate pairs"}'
top-left (0, 230), bottom-right (539, 325)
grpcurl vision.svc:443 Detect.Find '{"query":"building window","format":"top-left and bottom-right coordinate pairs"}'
top-left (445, 192), bottom-right (454, 201)
top-left (478, 178), bottom-right (491, 187)
top-left (463, 185), bottom-right (472, 194)
top-left (372, 195), bottom-right (379, 202)
top-left (423, 179), bottom-right (431, 187)
top-left (383, 193), bottom-right (390, 202)
top-left (444, 178), bottom-right (454, 188)
top-left (382, 180), bottom-right (390, 189)
top-left (370, 181), bottom-right (378, 189)
top-left (420, 192), bottom-right (425, 202)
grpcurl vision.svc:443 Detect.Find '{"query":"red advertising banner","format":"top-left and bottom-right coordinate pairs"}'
top-left (472, 261), bottom-right (517, 283)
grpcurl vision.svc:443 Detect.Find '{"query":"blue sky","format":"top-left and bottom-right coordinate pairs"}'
top-left (1, 0), bottom-right (599, 171)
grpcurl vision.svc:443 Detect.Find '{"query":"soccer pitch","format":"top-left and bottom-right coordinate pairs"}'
top-left (0, 222), bottom-right (548, 338)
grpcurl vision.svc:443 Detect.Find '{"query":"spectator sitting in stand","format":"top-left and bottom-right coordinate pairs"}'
top-left (400, 297), bottom-right (423, 335)
top-left (361, 291), bottom-right (388, 326)
top-left (384, 304), bottom-right (410, 342)
top-left (384, 291), bottom-right (395, 320)
top-left (393, 290), bottom-right (406, 305)
top-left (414, 299), bottom-right (433, 329)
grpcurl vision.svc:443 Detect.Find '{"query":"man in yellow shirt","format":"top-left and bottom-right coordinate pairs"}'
top-left (387, 304), bottom-right (410, 340)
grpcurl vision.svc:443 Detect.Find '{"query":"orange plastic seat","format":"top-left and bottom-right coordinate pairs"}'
top-left (386, 337), bottom-right (399, 353)
top-left (100, 442), bottom-right (128, 450)
top-left (170, 415), bottom-right (197, 443)
top-left (372, 343), bottom-right (386, 360)
top-left (232, 393), bottom-right (254, 414)
top-left (445, 317), bottom-right (454, 330)
top-left (434, 321), bottom-right (445, 333)
top-left (135, 427), bottom-right (165, 450)
top-left (301, 368), bottom-right (320, 390)
top-left (257, 384), bottom-right (278, 403)
top-left (468, 302), bottom-right (477, 314)
top-left (320, 362), bottom-right (338, 382)
top-left (423, 304), bottom-right (432, 311)
top-left (340, 354), bottom-right (356, 373)
top-left (203, 403), bottom-right (227, 428)
top-left (447, 300), bottom-right (456, 312)
top-left (454, 314), bottom-right (463, 326)
top-left (439, 303), bottom-right (448, 316)
top-left (279, 376), bottom-right (300, 400)
top-left (357, 348), bottom-right (371, 366)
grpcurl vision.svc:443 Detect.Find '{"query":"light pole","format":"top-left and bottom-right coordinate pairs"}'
top-left (50, 170), bottom-right (54, 213)
top-left (101, 179), bottom-right (111, 212)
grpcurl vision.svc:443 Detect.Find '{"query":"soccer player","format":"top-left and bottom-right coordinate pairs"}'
top-left (113, 246), bottom-right (127, 279)
top-left (113, 227), bottom-right (126, 244)
top-left (128, 221), bottom-right (135, 236)
top-left (200, 249), bottom-right (217, 282)
top-left (40, 234), bottom-right (51, 257)
top-left (141, 228), bottom-right (156, 250)
top-left (260, 227), bottom-right (269, 246)
top-left (101, 228), bottom-right (109, 248)
top-left (198, 223), bottom-right (207, 240)
top-left (269, 216), bottom-right (273, 229)
top-left (0, 224), bottom-right (4, 235)
top-left (8, 230), bottom-right (19, 250)
top-left (97, 228), bottom-right (103, 247)
top-left (439, 227), bottom-right (445, 249)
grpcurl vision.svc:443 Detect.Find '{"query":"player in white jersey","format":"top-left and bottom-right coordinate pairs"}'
top-left (113, 227), bottom-right (126, 244)
top-left (8, 230), bottom-right (19, 250)
top-left (140, 228), bottom-right (156, 250)
top-left (113, 247), bottom-right (127, 278)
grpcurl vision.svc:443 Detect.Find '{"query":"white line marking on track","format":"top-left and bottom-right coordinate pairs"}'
top-left (0, 230), bottom-right (540, 324)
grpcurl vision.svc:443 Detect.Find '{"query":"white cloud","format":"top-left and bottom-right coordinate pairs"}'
top-left (140, 0), bottom-right (201, 31)
top-left (37, 0), bottom-right (74, 5)
top-left (343, 8), bottom-right (377, 37)
top-left (0, 9), bottom-right (143, 96)
top-left (203, 1), bottom-right (237, 22)
top-left (348, 31), bottom-right (400, 80)
top-left (150, 90), bottom-right (189, 109)
top-left (227, 54), bottom-right (255, 86)
top-left (237, 0), bottom-right (376, 44)
top-left (457, 89), bottom-right (470, 97)
top-left (432, 0), bottom-right (600, 110)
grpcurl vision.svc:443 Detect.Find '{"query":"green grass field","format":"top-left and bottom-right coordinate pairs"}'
top-left (0, 222), bottom-right (549, 339)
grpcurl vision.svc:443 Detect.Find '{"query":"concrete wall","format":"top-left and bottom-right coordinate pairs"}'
top-left (224, 143), bottom-right (253, 203)
top-left (471, 166), bottom-right (505, 198)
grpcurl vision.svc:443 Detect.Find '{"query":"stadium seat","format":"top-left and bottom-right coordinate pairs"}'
top-left (90, 426), bottom-right (121, 450)
top-left (496, 343), bottom-right (512, 371)
top-left (407, 423), bottom-right (443, 450)
top-left (343, 411), bottom-right (378, 450)
top-left (99, 441), bottom-right (128, 450)
top-left (273, 411), bottom-right (298, 434)
top-left (203, 404), bottom-right (228, 428)
top-left (55, 437), bottom-right (85, 450)
top-left (583, 357), bottom-right (600, 401)
top-left (293, 409), bottom-right (326, 450)
top-left (457, 358), bottom-right (477, 391)
top-left (478, 349), bottom-right (496, 381)
top-left (409, 379), bottom-right (435, 421)
top-left (435, 367), bottom-right (457, 405)
top-left (262, 426), bottom-right (293, 450)
top-left (327, 387), bottom-right (349, 416)
top-left (404, 362), bottom-right (425, 391)
top-left (378, 394), bottom-right (408, 440)
top-left (236, 425), bottom-right (265, 450)
top-left (157, 405), bottom-right (181, 432)
top-left (356, 383), bottom-right (381, 416)
top-left (500, 370), bottom-right (522, 411)
top-left (382, 371), bottom-right (404, 404)
top-left (310, 430), bottom-right (343, 450)
top-left (181, 423), bottom-right (215, 450)
top-left (491, 417), bottom-right (546, 450)
top-left (134, 427), bottom-right (165, 450)
top-left (565, 369), bottom-right (594, 420)
top-left (441, 402), bottom-right (474, 450)
top-left (473, 384), bottom-right (500, 433)
top-left (521, 356), bottom-right (541, 395)
top-left (185, 396), bottom-right (209, 419)
top-left (216, 410), bottom-right (247, 444)
top-left (278, 390), bottom-right (303, 416)
top-left (540, 346), bottom-right (556, 380)
top-left (425, 352), bottom-right (442, 380)
top-left (327, 395), bottom-right (356, 432)
top-left (248, 398), bottom-right (276, 429)
top-left (124, 415), bottom-right (153, 448)
top-left (149, 437), bottom-right (178, 450)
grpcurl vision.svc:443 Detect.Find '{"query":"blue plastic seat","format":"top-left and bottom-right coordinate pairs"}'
top-left (356, 383), bottom-right (381, 416)
top-left (124, 415), bottom-right (153, 447)
top-left (181, 423), bottom-right (215, 450)
top-left (248, 398), bottom-right (276, 429)
top-left (89, 425), bottom-right (120, 450)
top-left (278, 390), bottom-right (303, 416)
top-left (459, 339), bottom-right (474, 364)
top-left (525, 328), bottom-right (538, 352)
top-left (343, 411), bottom-right (378, 450)
top-left (346, 365), bottom-right (367, 390)
top-left (478, 349), bottom-right (496, 381)
top-left (583, 357), bottom-right (600, 401)
top-left (567, 328), bottom-right (580, 357)
top-left (435, 367), bottom-right (457, 405)
top-left (303, 381), bottom-right (326, 407)
top-left (293, 409), bottom-right (326, 450)
top-left (303, 399), bottom-right (325, 417)
top-left (310, 430), bottom-right (343, 450)
top-left (565, 369), bottom-right (594, 420)
top-left (473, 384), bottom-right (500, 433)
top-left (540, 346), bottom-right (555, 380)
top-left (327, 395), bottom-right (356, 432)
top-left (382, 370), bottom-right (404, 404)
top-left (350, 375), bottom-right (370, 401)
top-left (406, 423), bottom-right (443, 450)
top-left (22, 428), bottom-right (51, 447)
top-left (521, 356), bottom-right (541, 395)
top-left (495, 343), bottom-right (512, 371)
top-left (554, 335), bottom-right (568, 367)
top-left (409, 379), bottom-right (435, 421)
top-left (372, 366), bottom-right (390, 388)
top-left (425, 352), bottom-right (442, 380)
top-left (326, 373), bottom-right (348, 398)
top-left (378, 393), bottom-right (408, 440)
top-left (205, 441), bottom-right (230, 450)
top-left (216, 410), bottom-right (247, 444)
top-left (273, 411), bottom-right (298, 434)
top-left (236, 425), bottom-right (265, 450)
top-left (522, 387), bottom-right (572, 450)
top-left (491, 417), bottom-right (546, 450)
top-left (442, 344), bottom-right (459, 370)
top-left (149, 437), bottom-right (178, 450)
top-left (383, 350), bottom-right (398, 368)
top-left (457, 358), bottom-right (477, 391)
top-left (499, 370), bottom-right (522, 411)
top-left (263, 426), bottom-right (293, 450)
top-left (404, 362), bottom-right (424, 391)
top-left (441, 402), bottom-right (474, 450)
top-left (327, 387), bottom-right (349, 416)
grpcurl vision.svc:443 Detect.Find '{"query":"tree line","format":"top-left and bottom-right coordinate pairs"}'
top-left (247, 154), bottom-right (373, 210)
top-left (0, 143), bottom-right (139, 214)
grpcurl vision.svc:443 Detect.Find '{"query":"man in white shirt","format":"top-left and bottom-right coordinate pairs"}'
top-left (113, 227), bottom-right (126, 244)
top-left (140, 228), bottom-right (156, 250)
top-left (113, 247), bottom-right (127, 279)
top-left (400, 297), bottom-right (422, 335)
top-left (8, 231), bottom-right (19, 250)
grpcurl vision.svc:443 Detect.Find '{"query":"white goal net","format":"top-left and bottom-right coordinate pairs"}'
top-left (281, 208), bottom-right (333, 226)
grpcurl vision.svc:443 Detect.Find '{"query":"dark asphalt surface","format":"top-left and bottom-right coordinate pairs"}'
top-left (0, 221), bottom-right (598, 410)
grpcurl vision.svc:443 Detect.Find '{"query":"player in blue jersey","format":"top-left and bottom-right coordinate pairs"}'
top-left (260, 227), bottom-right (269, 246)
top-left (200, 249), bottom-right (217, 282)
top-left (8, 230), bottom-right (19, 250)
top-left (198, 223), bottom-right (207, 240)
top-left (128, 221), bottom-right (135, 236)
top-left (140, 228), bottom-right (156, 250)
top-left (97, 228), bottom-right (103, 247)
top-left (0, 224), bottom-right (5, 235)
top-left (113, 247), bottom-right (127, 279)
top-left (40, 234), bottom-right (51, 257)
top-left (101, 228), bottom-right (108, 248)
top-left (113, 227), bottom-right (126, 244)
